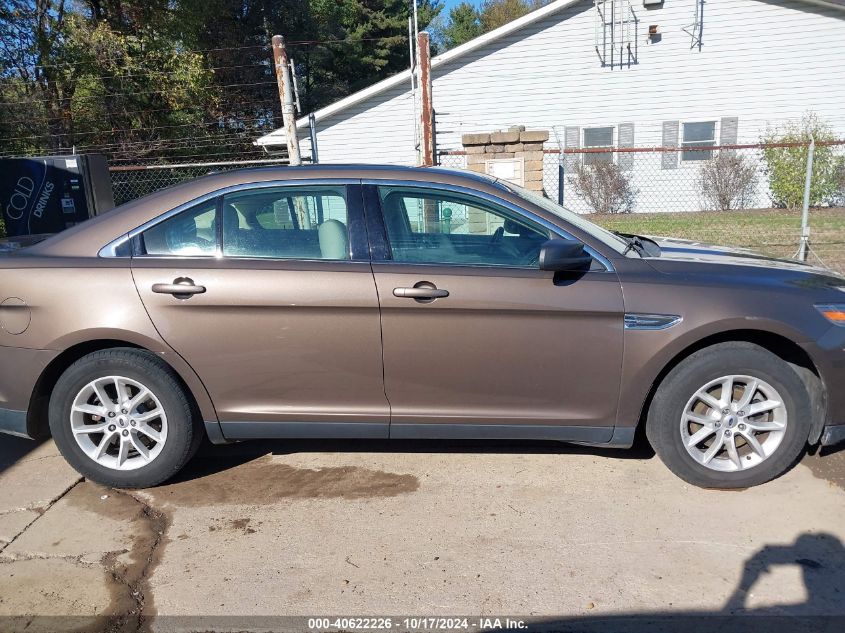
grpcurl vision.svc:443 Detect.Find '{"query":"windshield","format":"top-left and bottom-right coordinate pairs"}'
top-left (505, 183), bottom-right (630, 254)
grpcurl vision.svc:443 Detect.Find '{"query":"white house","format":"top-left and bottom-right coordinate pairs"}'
top-left (256, 0), bottom-right (845, 212)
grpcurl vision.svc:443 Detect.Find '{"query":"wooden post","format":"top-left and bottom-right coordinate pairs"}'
top-left (417, 31), bottom-right (435, 167)
top-left (272, 35), bottom-right (301, 166)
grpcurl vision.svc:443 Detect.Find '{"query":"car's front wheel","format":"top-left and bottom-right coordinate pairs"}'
top-left (646, 342), bottom-right (812, 488)
top-left (49, 348), bottom-right (201, 488)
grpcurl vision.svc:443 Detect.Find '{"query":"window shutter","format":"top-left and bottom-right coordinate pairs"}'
top-left (720, 117), bottom-right (739, 155)
top-left (618, 122), bottom-right (635, 171)
top-left (564, 126), bottom-right (580, 172)
top-left (662, 121), bottom-right (680, 170)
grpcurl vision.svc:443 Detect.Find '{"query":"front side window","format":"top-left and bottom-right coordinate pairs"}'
top-left (140, 200), bottom-right (217, 257)
top-left (682, 121), bottom-right (717, 161)
top-left (378, 186), bottom-right (549, 267)
top-left (583, 127), bottom-right (614, 165)
top-left (222, 186), bottom-right (349, 260)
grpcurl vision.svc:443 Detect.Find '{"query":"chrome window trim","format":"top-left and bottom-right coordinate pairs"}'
top-left (98, 233), bottom-right (131, 258)
top-left (99, 178), bottom-right (359, 259)
top-left (362, 178), bottom-right (615, 272)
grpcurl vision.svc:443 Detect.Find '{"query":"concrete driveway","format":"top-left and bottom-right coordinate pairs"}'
top-left (0, 435), bottom-right (843, 633)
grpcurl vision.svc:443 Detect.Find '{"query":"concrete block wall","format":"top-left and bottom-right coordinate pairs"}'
top-left (462, 127), bottom-right (550, 192)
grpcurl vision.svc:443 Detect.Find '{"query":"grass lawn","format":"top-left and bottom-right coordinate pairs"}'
top-left (590, 208), bottom-right (845, 274)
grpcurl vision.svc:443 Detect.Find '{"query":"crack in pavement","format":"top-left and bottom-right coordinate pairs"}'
top-left (0, 551), bottom-right (103, 567)
top-left (0, 476), bottom-right (83, 557)
top-left (99, 489), bottom-right (170, 633)
top-left (1, 479), bottom-right (171, 633)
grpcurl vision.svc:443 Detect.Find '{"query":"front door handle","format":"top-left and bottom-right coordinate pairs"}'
top-left (152, 277), bottom-right (206, 297)
top-left (393, 286), bottom-right (449, 299)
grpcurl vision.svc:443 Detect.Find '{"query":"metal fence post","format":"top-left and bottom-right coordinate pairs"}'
top-left (309, 113), bottom-right (319, 164)
top-left (798, 137), bottom-right (815, 261)
top-left (558, 160), bottom-right (564, 206)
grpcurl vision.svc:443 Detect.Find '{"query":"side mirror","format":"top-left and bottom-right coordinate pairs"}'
top-left (538, 239), bottom-right (593, 272)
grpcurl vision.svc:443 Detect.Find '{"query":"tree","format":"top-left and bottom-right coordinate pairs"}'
top-left (440, 2), bottom-right (482, 49)
top-left (0, 0), bottom-right (72, 154)
top-left (761, 112), bottom-right (841, 210)
top-left (479, 0), bottom-right (545, 32)
top-left (433, 0), bottom-right (548, 51)
top-left (0, 0), bottom-right (443, 164)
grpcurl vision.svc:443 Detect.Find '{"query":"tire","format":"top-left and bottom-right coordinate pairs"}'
top-left (646, 342), bottom-right (811, 489)
top-left (49, 348), bottom-right (202, 488)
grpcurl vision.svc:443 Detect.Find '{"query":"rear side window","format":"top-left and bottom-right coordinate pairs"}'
top-left (140, 200), bottom-right (217, 257)
top-left (221, 186), bottom-right (349, 260)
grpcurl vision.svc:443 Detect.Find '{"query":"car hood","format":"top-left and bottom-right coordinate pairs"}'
top-left (646, 235), bottom-right (834, 275)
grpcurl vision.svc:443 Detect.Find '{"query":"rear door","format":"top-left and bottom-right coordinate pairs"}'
top-left (365, 182), bottom-right (625, 442)
top-left (131, 181), bottom-right (390, 439)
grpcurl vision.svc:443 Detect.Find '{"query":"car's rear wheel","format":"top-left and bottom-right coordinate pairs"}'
top-left (49, 348), bottom-right (201, 488)
top-left (646, 342), bottom-right (811, 488)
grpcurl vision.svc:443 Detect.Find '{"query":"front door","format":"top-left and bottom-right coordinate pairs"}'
top-left (366, 183), bottom-right (624, 442)
top-left (131, 182), bottom-right (389, 439)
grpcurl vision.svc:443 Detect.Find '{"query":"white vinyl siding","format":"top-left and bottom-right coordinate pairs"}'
top-left (291, 0), bottom-right (845, 211)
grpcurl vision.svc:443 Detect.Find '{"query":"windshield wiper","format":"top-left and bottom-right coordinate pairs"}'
top-left (616, 232), bottom-right (647, 257)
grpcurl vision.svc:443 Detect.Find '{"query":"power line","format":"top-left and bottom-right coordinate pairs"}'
top-left (18, 35), bottom-right (411, 71)
top-left (0, 61), bottom-right (273, 85)
top-left (286, 36), bottom-right (408, 46)
top-left (0, 80), bottom-right (279, 106)
top-left (0, 100), bottom-right (281, 125)
top-left (25, 43), bottom-right (271, 71)
top-left (108, 149), bottom-right (269, 163)
top-left (0, 130), bottom-right (267, 156)
top-left (2, 113), bottom-right (282, 142)
top-left (41, 133), bottom-right (267, 154)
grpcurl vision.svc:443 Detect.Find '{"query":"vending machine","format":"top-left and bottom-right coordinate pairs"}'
top-left (0, 154), bottom-right (115, 237)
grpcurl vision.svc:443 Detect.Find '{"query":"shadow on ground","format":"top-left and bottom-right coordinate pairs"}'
top-left (0, 435), bottom-right (45, 476)
top-left (513, 528), bottom-right (845, 633)
top-left (167, 436), bottom-right (657, 486)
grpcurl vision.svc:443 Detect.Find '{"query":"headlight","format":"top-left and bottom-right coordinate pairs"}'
top-left (816, 304), bottom-right (845, 326)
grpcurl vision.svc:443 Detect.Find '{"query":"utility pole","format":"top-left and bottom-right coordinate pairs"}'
top-left (417, 31), bottom-right (435, 167)
top-left (272, 35), bottom-right (301, 166)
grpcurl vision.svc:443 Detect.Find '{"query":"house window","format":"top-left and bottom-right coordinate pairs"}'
top-left (583, 127), bottom-right (614, 165)
top-left (682, 121), bottom-right (717, 161)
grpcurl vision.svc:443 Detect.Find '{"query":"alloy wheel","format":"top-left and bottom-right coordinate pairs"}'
top-left (679, 374), bottom-right (787, 473)
top-left (70, 375), bottom-right (168, 471)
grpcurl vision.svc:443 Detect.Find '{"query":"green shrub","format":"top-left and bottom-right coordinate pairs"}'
top-left (761, 112), bottom-right (841, 210)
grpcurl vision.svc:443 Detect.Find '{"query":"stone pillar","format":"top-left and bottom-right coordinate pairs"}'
top-left (461, 126), bottom-right (550, 193)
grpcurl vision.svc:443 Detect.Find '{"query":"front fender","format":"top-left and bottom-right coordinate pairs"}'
top-left (617, 316), bottom-right (814, 431)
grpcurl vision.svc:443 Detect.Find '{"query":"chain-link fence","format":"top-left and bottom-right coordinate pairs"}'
top-left (106, 149), bottom-right (844, 274)
top-left (438, 142), bottom-right (845, 273)
top-left (109, 160), bottom-right (290, 206)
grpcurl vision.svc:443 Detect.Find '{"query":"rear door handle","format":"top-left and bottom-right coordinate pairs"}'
top-left (393, 287), bottom-right (449, 299)
top-left (152, 278), bottom-right (206, 297)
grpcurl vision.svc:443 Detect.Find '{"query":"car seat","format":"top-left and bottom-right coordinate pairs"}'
top-left (318, 219), bottom-right (349, 260)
